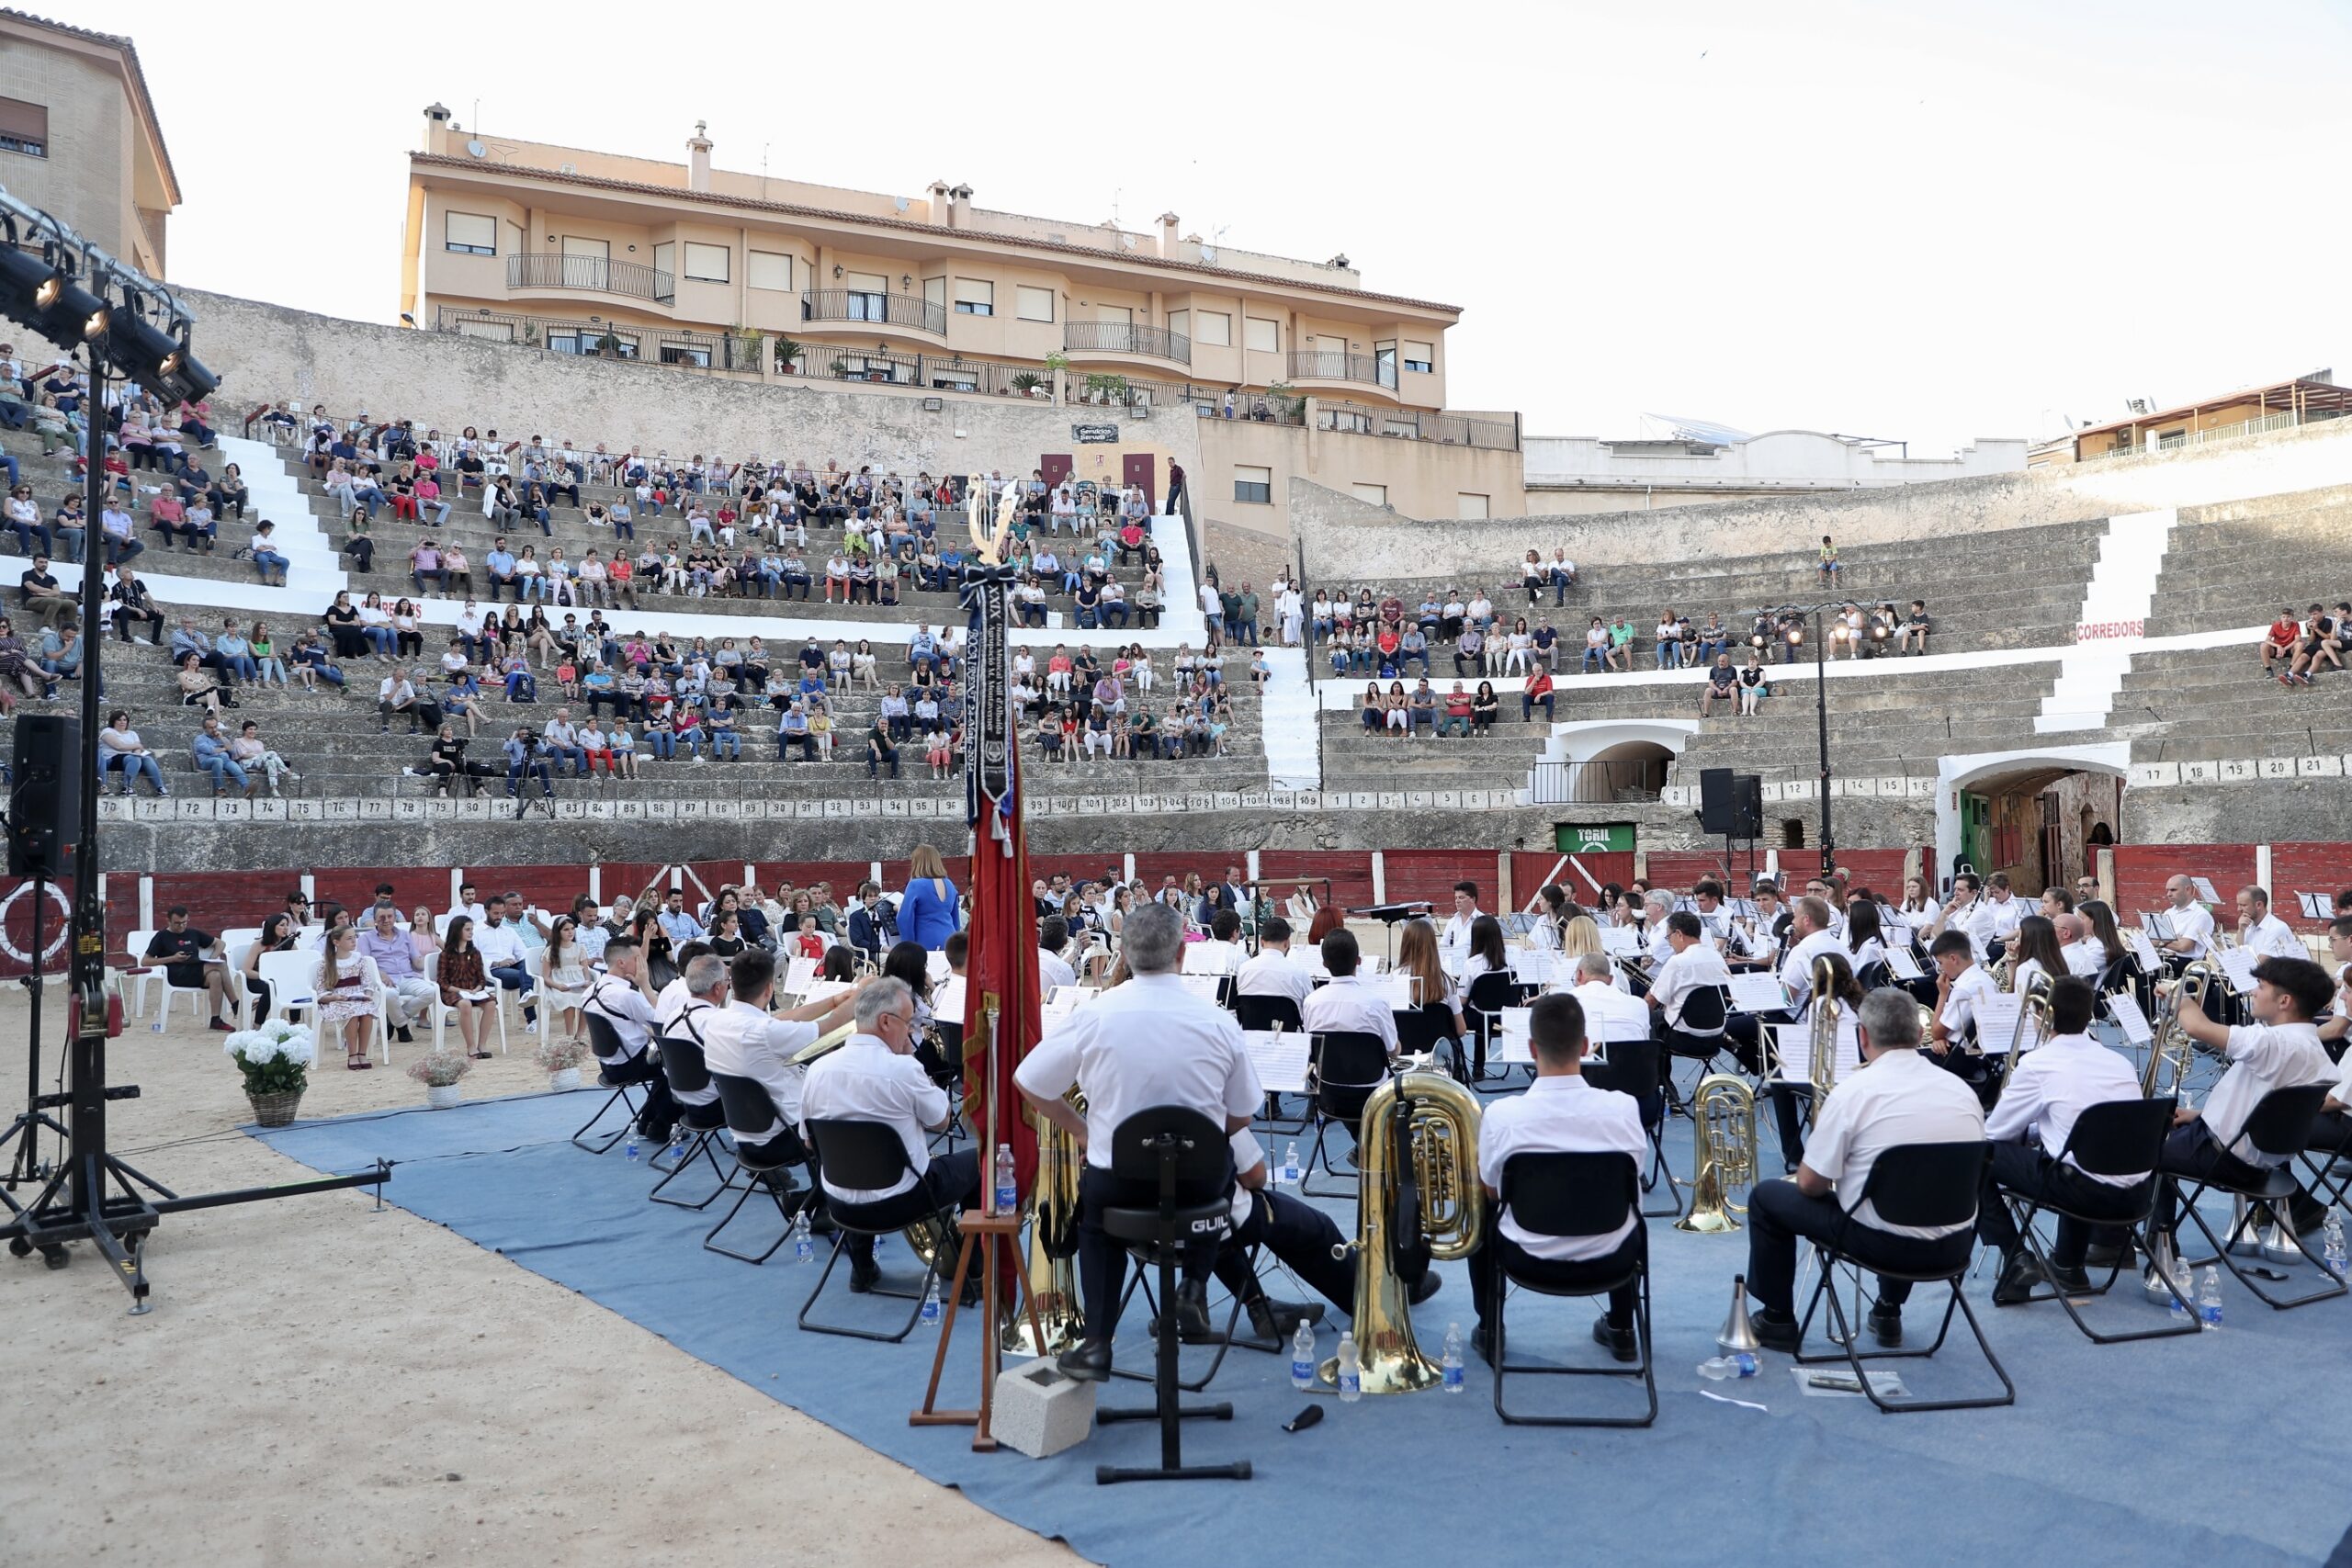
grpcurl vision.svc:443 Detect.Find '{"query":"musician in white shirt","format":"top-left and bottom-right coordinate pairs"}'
top-left (1927, 930), bottom-right (2000, 1057)
top-left (2157, 875), bottom-right (2215, 960)
top-left (2233, 886), bottom-right (2303, 960)
top-left (582, 936), bottom-right (677, 1140)
top-left (1973, 977), bottom-right (2151, 1299)
top-left (1937, 874), bottom-right (1995, 964)
top-left (1980, 873), bottom-right (2025, 946)
top-left (1186, 1131), bottom-right (1359, 1341)
top-left (1188, 908), bottom-right (1247, 976)
top-left (1440, 882), bottom-right (1484, 950)
top-left (1015, 904), bottom-right (1261, 1382)
top-left (1747, 990), bottom-right (1987, 1353)
top-left (1468, 992), bottom-right (1649, 1363)
top-left (1298, 928), bottom-right (1398, 1055)
top-left (1035, 914), bottom-right (1079, 992)
top-left (2055, 913), bottom-right (2106, 979)
top-left (1778, 897), bottom-right (1849, 1013)
top-left (1234, 917), bottom-right (1315, 1010)
top-left (1567, 953), bottom-right (1650, 1047)
top-left (1650, 912), bottom-right (1736, 1065)
top-left (1640, 890), bottom-right (1676, 969)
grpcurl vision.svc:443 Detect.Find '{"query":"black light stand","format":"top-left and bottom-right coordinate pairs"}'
top-left (1748, 602), bottom-right (1868, 878)
top-left (0, 856), bottom-right (67, 1190)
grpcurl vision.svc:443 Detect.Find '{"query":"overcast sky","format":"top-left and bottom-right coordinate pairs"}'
top-left (83, 0), bottom-right (2352, 453)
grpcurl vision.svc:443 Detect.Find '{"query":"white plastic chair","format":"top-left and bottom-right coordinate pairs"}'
top-left (424, 952), bottom-right (506, 1056)
top-left (123, 929), bottom-right (156, 1015)
top-left (258, 950), bottom-right (387, 1065)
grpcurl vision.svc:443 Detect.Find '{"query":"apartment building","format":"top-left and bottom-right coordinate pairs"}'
top-left (0, 8), bottom-right (177, 277)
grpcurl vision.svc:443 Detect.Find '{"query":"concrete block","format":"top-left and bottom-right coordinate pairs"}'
top-left (990, 1357), bottom-right (1095, 1459)
top-left (2217, 759), bottom-right (2256, 784)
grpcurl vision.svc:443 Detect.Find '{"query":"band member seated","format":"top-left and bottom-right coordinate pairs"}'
top-left (1179, 1131), bottom-right (1377, 1342)
top-left (1014, 903), bottom-right (1263, 1382)
top-left (1300, 927), bottom-right (1398, 1055)
top-left (1234, 917), bottom-right (1316, 1010)
top-left (703, 944), bottom-right (864, 1139)
top-left (1470, 993), bottom-right (1649, 1364)
top-left (2233, 886), bottom-right (2304, 960)
top-left (584, 936), bottom-right (680, 1143)
top-left (1651, 910), bottom-right (1736, 1080)
top-left (1926, 929), bottom-right (2001, 1100)
top-left (2148, 955), bottom-right (2338, 1261)
top-left (1747, 989), bottom-right (1986, 1353)
top-left (1724, 895), bottom-right (1843, 1066)
top-left (1763, 953), bottom-right (1865, 1171)
top-left (1974, 977), bottom-right (2150, 1301)
top-left (797, 971), bottom-right (981, 1294)
top-left (2154, 874), bottom-right (2216, 963)
top-left (1933, 873), bottom-right (1992, 964)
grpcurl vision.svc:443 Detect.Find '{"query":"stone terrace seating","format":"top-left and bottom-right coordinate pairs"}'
top-left (2117, 643), bottom-right (2352, 763)
top-left (1317, 522), bottom-right (2108, 661)
top-left (2143, 487), bottom-right (2352, 637)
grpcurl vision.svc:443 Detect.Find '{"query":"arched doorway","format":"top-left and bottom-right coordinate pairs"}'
top-left (1938, 746), bottom-right (2128, 896)
top-left (1575, 739), bottom-right (1673, 804)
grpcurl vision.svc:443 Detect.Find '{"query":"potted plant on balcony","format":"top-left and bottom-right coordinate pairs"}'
top-left (522, 322), bottom-right (540, 347)
top-left (224, 1019), bottom-right (318, 1128)
top-left (828, 358), bottom-right (851, 379)
top-left (406, 1049), bottom-right (472, 1110)
top-left (1268, 381), bottom-right (1306, 422)
top-left (596, 330), bottom-right (625, 359)
top-left (731, 327), bottom-right (764, 370)
top-left (773, 335), bottom-right (805, 377)
top-left (1010, 371), bottom-right (1043, 399)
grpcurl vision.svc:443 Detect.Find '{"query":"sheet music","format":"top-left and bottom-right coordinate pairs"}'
top-left (2106, 987), bottom-right (2154, 1046)
top-left (1883, 945), bottom-right (1925, 981)
top-left (782, 955), bottom-right (819, 996)
top-left (1506, 948), bottom-right (1555, 986)
top-left (2216, 945), bottom-right (2260, 996)
top-left (2190, 876), bottom-right (2221, 905)
top-left (1181, 944), bottom-right (1238, 976)
top-left (1772, 1020), bottom-right (1860, 1083)
top-left (933, 976), bottom-right (967, 1027)
top-left (2299, 892), bottom-right (2333, 920)
top-left (1973, 995), bottom-right (2023, 1055)
top-left (1177, 974), bottom-right (1227, 1003)
top-left (2124, 929), bottom-right (2161, 972)
top-left (1367, 974), bottom-right (1418, 1010)
top-left (1494, 1007), bottom-right (1533, 1065)
top-left (1727, 972), bottom-right (1790, 1015)
top-left (1243, 1030), bottom-right (1312, 1093)
top-left (799, 979), bottom-right (853, 1007)
top-left (1600, 924), bottom-right (1643, 956)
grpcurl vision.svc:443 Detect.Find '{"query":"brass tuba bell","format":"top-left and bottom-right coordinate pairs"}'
top-left (1676, 1073), bottom-right (1756, 1234)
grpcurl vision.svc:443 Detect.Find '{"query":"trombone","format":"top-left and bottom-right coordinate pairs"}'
top-left (1998, 972), bottom-right (2054, 1091)
top-left (2143, 959), bottom-right (2220, 1099)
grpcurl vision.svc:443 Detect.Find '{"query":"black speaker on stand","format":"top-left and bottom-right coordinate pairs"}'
top-left (1698, 768), bottom-right (1735, 837)
top-left (8, 714), bottom-right (79, 878)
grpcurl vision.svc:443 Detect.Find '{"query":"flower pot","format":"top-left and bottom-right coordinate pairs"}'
top-left (424, 1083), bottom-right (463, 1110)
top-left (548, 1066), bottom-right (582, 1091)
top-left (246, 1088), bottom-right (305, 1128)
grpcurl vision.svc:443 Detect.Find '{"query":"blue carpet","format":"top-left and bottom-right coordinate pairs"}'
top-left (255, 1081), bottom-right (2349, 1567)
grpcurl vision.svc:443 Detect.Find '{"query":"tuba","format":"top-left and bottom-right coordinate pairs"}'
top-left (1809, 953), bottom-right (1845, 1100)
top-left (2142, 960), bottom-right (2219, 1099)
top-left (1004, 1089), bottom-right (1086, 1356)
top-left (1321, 1070), bottom-right (1483, 1394)
top-left (1998, 972), bottom-right (2054, 1090)
top-left (1675, 1073), bottom-right (1757, 1234)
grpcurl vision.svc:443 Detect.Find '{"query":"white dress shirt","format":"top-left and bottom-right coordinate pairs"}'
top-left (1945, 900), bottom-right (1995, 964)
top-left (1805, 1048), bottom-right (1985, 1238)
top-left (1015, 973), bottom-right (1261, 1169)
top-left (1442, 909), bottom-right (1484, 949)
top-left (1477, 1075), bottom-right (1646, 1260)
top-left (1984, 1032), bottom-right (2147, 1187)
top-left (2199, 1020), bottom-right (2334, 1167)
top-left (1299, 973), bottom-right (1398, 1054)
top-left (657, 998), bottom-right (722, 1105)
top-left (1036, 948), bottom-right (1078, 993)
top-left (1653, 943), bottom-right (1732, 1033)
top-left (474, 919), bottom-right (525, 969)
top-left (1982, 894), bottom-right (2025, 942)
top-left (1569, 980), bottom-right (1652, 1044)
top-left (1235, 949), bottom-right (1315, 1007)
top-left (1939, 963), bottom-right (2000, 1043)
top-left (1780, 929), bottom-right (1849, 1013)
top-left (700, 997), bottom-right (821, 1142)
top-left (799, 1033), bottom-right (949, 1201)
top-left (584, 972), bottom-right (657, 1062)
top-left (2239, 913), bottom-right (2302, 960)
top-left (2061, 938), bottom-right (2107, 979)
top-left (2164, 902), bottom-right (2216, 959)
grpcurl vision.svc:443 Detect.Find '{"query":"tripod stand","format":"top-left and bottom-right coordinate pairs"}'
top-left (1, 863), bottom-right (70, 1193)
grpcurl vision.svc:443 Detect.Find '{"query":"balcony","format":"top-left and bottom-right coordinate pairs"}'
top-left (1285, 348), bottom-right (1399, 396)
top-left (800, 288), bottom-right (945, 341)
top-left (505, 253), bottom-right (674, 305)
top-left (1062, 320), bottom-right (1192, 367)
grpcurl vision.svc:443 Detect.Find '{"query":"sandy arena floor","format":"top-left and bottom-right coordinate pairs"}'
top-left (0, 987), bottom-right (1080, 1567)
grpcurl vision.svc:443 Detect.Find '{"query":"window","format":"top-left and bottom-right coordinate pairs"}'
top-left (1244, 317), bottom-right (1279, 353)
top-left (748, 250), bottom-right (793, 291)
top-left (574, 331), bottom-right (639, 359)
top-left (652, 242), bottom-right (674, 280)
top-left (1352, 483), bottom-right (1387, 507)
top-left (660, 342), bottom-right (713, 367)
top-left (1168, 309), bottom-right (1189, 340)
top-left (0, 97), bottom-right (48, 157)
top-left (683, 242), bottom-right (730, 283)
top-left (1374, 342), bottom-right (1397, 389)
top-left (561, 235), bottom-right (608, 260)
top-left (1194, 310), bottom-right (1231, 346)
top-left (444, 212), bottom-right (497, 255)
top-left (1403, 340), bottom-right (1434, 374)
top-left (1016, 285), bottom-right (1055, 322)
top-left (1233, 465), bottom-right (1273, 505)
top-left (1456, 492), bottom-right (1489, 521)
top-left (953, 277), bottom-right (994, 316)
top-left (923, 276), bottom-right (946, 310)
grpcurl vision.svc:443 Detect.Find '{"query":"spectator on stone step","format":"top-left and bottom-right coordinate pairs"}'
top-left (100, 498), bottom-right (142, 565)
top-left (291, 628), bottom-right (344, 690)
top-left (18, 554), bottom-right (74, 632)
top-left (215, 619), bottom-right (260, 682)
top-left (1521, 664), bottom-right (1556, 724)
top-left (1701, 653), bottom-right (1740, 717)
top-left (231, 718), bottom-right (299, 796)
top-left (191, 714), bottom-right (255, 798)
top-left (1738, 651), bottom-right (1767, 716)
top-left (441, 541), bottom-right (473, 597)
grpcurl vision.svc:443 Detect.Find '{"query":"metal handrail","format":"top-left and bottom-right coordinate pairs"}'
top-left (1062, 321), bottom-right (1193, 366)
top-left (1285, 349), bottom-right (1396, 389)
top-left (505, 253), bottom-right (674, 304)
top-left (801, 288), bottom-right (945, 336)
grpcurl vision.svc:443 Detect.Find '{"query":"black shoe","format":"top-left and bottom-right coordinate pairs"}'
top-left (848, 1254), bottom-right (882, 1294)
top-left (1469, 1323), bottom-right (1496, 1366)
top-left (1590, 1314), bottom-right (1639, 1364)
top-left (1992, 1251), bottom-right (2043, 1307)
top-left (2289, 1194), bottom-right (2331, 1237)
top-left (1867, 1302), bottom-right (1904, 1348)
top-left (638, 1118), bottom-right (674, 1146)
top-left (1751, 1307), bottom-right (1804, 1355)
top-left (1155, 1279), bottom-right (1218, 1344)
top-left (2083, 1239), bottom-right (2132, 1272)
top-left (1245, 1296), bottom-right (1324, 1339)
top-left (1408, 1271), bottom-right (1443, 1307)
top-left (2046, 1262), bottom-right (2094, 1295)
top-left (1057, 1338), bottom-right (1114, 1382)
top-left (395, 1026), bottom-right (414, 1043)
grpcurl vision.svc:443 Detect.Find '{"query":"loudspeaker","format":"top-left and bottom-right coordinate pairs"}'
top-left (9, 714), bottom-right (80, 878)
top-left (1734, 774), bottom-right (1764, 839)
top-left (1698, 768), bottom-right (1735, 837)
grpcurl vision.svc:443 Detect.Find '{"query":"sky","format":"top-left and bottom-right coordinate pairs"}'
top-left (67, 0), bottom-right (2352, 453)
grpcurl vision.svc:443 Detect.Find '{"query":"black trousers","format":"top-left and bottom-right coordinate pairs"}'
top-left (1747, 1178), bottom-right (1972, 1314)
top-left (598, 1046), bottom-right (677, 1136)
top-left (1076, 1162), bottom-right (1231, 1343)
top-left (1975, 1141), bottom-right (2149, 1267)
top-left (2150, 1118), bottom-right (2271, 1235)
top-left (1193, 1188), bottom-right (1354, 1314)
top-left (1471, 1226), bottom-right (1645, 1333)
top-left (827, 1148), bottom-right (981, 1263)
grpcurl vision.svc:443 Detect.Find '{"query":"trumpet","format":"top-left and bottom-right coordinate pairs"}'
top-left (2143, 960), bottom-right (2220, 1099)
top-left (1998, 972), bottom-right (2054, 1091)
top-left (1675, 1073), bottom-right (1757, 1234)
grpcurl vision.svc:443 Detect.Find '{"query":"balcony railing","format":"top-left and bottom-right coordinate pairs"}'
top-left (801, 288), bottom-right (945, 337)
top-left (505, 253), bottom-right (674, 304)
top-left (1286, 349), bottom-right (1396, 390)
top-left (1061, 321), bottom-right (1192, 366)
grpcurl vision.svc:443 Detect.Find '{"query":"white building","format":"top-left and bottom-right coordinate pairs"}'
top-left (1524, 420), bottom-right (2027, 513)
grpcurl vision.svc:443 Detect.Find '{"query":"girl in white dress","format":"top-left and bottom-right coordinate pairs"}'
top-left (316, 926), bottom-right (382, 1069)
top-left (539, 917), bottom-right (590, 1043)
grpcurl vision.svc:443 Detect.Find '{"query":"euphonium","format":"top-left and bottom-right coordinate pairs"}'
top-left (1989, 950), bottom-right (2013, 992)
top-left (2142, 960), bottom-right (2219, 1099)
top-left (1675, 1073), bottom-right (1757, 1234)
top-left (1809, 953), bottom-right (1845, 1100)
top-left (1998, 972), bottom-right (2054, 1090)
top-left (1321, 1070), bottom-right (1483, 1395)
top-left (1005, 1089), bottom-right (1086, 1356)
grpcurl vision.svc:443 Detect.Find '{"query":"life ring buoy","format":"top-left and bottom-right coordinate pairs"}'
top-left (0, 881), bottom-right (74, 965)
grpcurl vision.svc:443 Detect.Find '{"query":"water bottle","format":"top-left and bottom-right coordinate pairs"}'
top-left (1334, 1331), bottom-right (1362, 1403)
top-left (2324, 1213), bottom-right (2347, 1280)
top-left (1441, 1323), bottom-right (1464, 1393)
top-left (1289, 1320), bottom-right (1316, 1391)
top-left (1282, 1141), bottom-right (1302, 1185)
top-left (624, 1134), bottom-right (640, 1163)
top-left (2198, 1264), bottom-right (2223, 1329)
top-left (790, 1212), bottom-right (813, 1264)
top-left (2166, 1265), bottom-right (2193, 1324)
top-left (994, 1142), bottom-right (1018, 1213)
top-left (1698, 1354), bottom-right (1759, 1381)
top-left (666, 1127), bottom-right (684, 1167)
top-left (920, 1276), bottom-right (943, 1326)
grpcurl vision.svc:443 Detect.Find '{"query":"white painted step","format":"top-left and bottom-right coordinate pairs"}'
top-left (1256, 647), bottom-right (1319, 790)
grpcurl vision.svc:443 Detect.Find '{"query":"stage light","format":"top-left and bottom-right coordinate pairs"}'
top-left (1786, 627), bottom-right (1803, 646)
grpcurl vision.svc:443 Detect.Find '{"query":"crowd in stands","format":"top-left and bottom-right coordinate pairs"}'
top-left (2262, 603), bottom-right (2351, 687)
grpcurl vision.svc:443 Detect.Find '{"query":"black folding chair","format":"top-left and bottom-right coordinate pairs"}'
top-left (922, 1021), bottom-right (967, 1154)
top-left (1488, 1151), bottom-right (1656, 1427)
top-left (701, 1071), bottom-right (808, 1265)
top-left (2176, 1084), bottom-right (2345, 1310)
top-left (1234, 994), bottom-right (1304, 1034)
top-left (1301, 1031), bottom-right (1391, 1200)
top-left (2001, 1098), bottom-right (2198, 1343)
top-left (1584, 1038), bottom-right (1682, 1221)
top-left (798, 1119), bottom-right (957, 1342)
top-left (1793, 1141), bottom-right (2014, 1414)
top-left (571, 1013), bottom-right (644, 1154)
top-left (1395, 1000), bottom-right (1456, 1066)
top-left (648, 1032), bottom-right (735, 1210)
top-left (1464, 971), bottom-right (1534, 1087)
top-left (2297, 1110), bottom-right (2352, 1220)
top-left (1660, 985), bottom-right (1733, 1103)
top-left (1094, 1106), bottom-right (1250, 1485)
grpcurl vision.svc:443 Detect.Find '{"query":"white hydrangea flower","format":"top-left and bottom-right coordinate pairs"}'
top-left (277, 1033), bottom-right (318, 1067)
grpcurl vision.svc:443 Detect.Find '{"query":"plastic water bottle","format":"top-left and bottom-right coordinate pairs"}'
top-left (920, 1277), bottom-right (943, 1326)
top-left (666, 1127), bottom-right (684, 1166)
top-left (624, 1134), bottom-right (640, 1163)
top-left (2324, 1213), bottom-right (2348, 1280)
top-left (790, 1212), bottom-right (814, 1264)
top-left (2166, 1265), bottom-right (2193, 1324)
top-left (1698, 1354), bottom-right (1759, 1380)
top-left (994, 1143), bottom-right (1018, 1212)
top-left (1441, 1323), bottom-right (1464, 1393)
top-left (2198, 1265), bottom-right (2223, 1330)
top-left (1334, 1331), bottom-right (1362, 1403)
top-left (1289, 1320), bottom-right (1316, 1391)
top-left (1282, 1141), bottom-right (1302, 1185)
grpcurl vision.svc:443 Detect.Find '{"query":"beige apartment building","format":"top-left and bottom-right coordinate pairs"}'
top-left (0, 9), bottom-right (177, 278)
top-left (401, 111), bottom-right (1523, 573)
